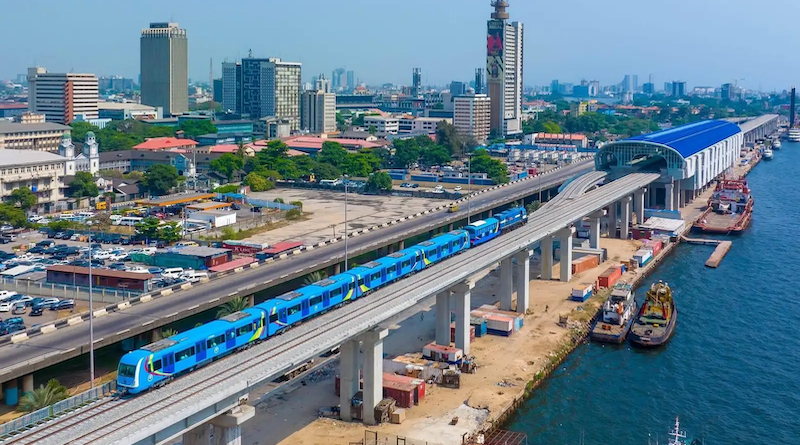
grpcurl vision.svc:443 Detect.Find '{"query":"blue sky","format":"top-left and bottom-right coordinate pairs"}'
top-left (2, 0), bottom-right (797, 90)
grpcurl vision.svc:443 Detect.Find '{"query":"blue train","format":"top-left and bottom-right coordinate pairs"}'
top-left (117, 207), bottom-right (527, 394)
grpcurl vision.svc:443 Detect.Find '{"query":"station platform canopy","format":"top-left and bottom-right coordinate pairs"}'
top-left (140, 192), bottom-right (216, 207)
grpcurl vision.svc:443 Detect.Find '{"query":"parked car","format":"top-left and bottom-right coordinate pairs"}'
top-left (121, 238), bottom-right (133, 245)
top-left (51, 300), bottom-right (75, 311)
top-left (231, 203), bottom-right (241, 210)
top-left (147, 267), bottom-right (164, 275)
top-left (0, 302), bottom-right (14, 312)
top-left (0, 323), bottom-right (25, 336)
top-left (109, 262), bottom-right (127, 271)
top-left (4, 316), bottom-right (24, 326)
top-left (29, 246), bottom-right (49, 254)
top-left (454, 186), bottom-right (463, 191)
top-left (37, 240), bottom-right (55, 248)
top-left (30, 306), bottom-right (44, 316)
top-left (0, 225), bottom-right (14, 232)
top-left (11, 303), bottom-right (26, 315)
top-left (54, 232), bottom-right (67, 239)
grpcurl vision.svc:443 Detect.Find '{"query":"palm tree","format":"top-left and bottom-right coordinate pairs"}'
top-left (235, 141), bottom-right (247, 159)
top-left (217, 296), bottom-right (250, 318)
top-left (303, 270), bottom-right (327, 285)
top-left (161, 328), bottom-right (178, 339)
top-left (18, 379), bottom-right (70, 412)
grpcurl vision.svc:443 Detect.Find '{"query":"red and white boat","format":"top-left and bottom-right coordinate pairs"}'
top-left (692, 177), bottom-right (754, 234)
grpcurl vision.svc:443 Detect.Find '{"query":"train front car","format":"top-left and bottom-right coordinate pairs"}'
top-left (464, 218), bottom-right (501, 246)
top-left (496, 207), bottom-right (528, 232)
top-left (117, 349), bottom-right (152, 394)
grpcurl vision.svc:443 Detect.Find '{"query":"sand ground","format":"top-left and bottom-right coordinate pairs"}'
top-left (243, 189), bottom-right (447, 246)
top-left (242, 238), bottom-right (643, 445)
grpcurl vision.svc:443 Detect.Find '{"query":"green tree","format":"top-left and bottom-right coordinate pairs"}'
top-left (18, 379), bottom-right (70, 412)
top-left (368, 125), bottom-right (377, 135)
top-left (435, 121), bottom-right (464, 157)
top-left (419, 145), bottom-right (451, 168)
top-left (69, 122), bottom-right (99, 143)
top-left (0, 204), bottom-right (26, 227)
top-left (47, 220), bottom-right (81, 232)
top-left (470, 149), bottom-right (508, 184)
top-left (89, 213), bottom-right (113, 231)
top-left (273, 198), bottom-right (285, 203)
top-left (160, 328), bottom-right (178, 339)
top-left (158, 222), bottom-right (183, 243)
top-left (135, 217), bottom-right (161, 240)
top-left (8, 187), bottom-right (37, 211)
top-left (318, 141), bottom-right (349, 170)
top-left (123, 171), bottom-right (145, 181)
top-left (365, 171), bottom-right (393, 192)
top-left (526, 201), bottom-right (542, 214)
top-left (178, 120), bottom-right (218, 139)
top-left (303, 270), bottom-right (327, 285)
top-left (217, 296), bottom-right (250, 318)
top-left (142, 164), bottom-right (179, 195)
top-left (313, 162), bottom-right (341, 180)
top-left (243, 173), bottom-right (274, 192)
top-left (99, 169), bottom-right (124, 179)
top-left (336, 112), bottom-right (349, 132)
top-left (286, 208), bottom-right (302, 220)
top-left (289, 200), bottom-right (303, 209)
top-left (235, 141), bottom-right (248, 158)
top-left (210, 153), bottom-right (244, 180)
top-left (68, 172), bottom-right (99, 198)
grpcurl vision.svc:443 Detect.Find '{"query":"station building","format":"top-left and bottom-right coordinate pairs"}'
top-left (596, 120), bottom-right (743, 210)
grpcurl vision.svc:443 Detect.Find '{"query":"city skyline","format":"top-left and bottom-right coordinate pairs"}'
top-left (1, 0), bottom-right (798, 91)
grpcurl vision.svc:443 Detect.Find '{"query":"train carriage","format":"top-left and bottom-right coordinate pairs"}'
top-left (495, 207), bottom-right (528, 232)
top-left (464, 219), bottom-right (501, 246)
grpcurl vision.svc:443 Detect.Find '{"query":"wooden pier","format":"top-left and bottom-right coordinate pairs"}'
top-left (680, 236), bottom-right (732, 267)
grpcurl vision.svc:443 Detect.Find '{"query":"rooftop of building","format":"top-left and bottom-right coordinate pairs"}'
top-left (97, 102), bottom-right (156, 111)
top-left (0, 103), bottom-right (28, 110)
top-left (133, 137), bottom-right (199, 150)
top-left (141, 118), bottom-right (180, 124)
top-left (0, 121), bottom-right (70, 133)
top-left (47, 265), bottom-right (154, 280)
top-left (159, 246), bottom-right (231, 257)
top-left (282, 136), bottom-right (383, 151)
top-left (99, 149), bottom-right (226, 163)
top-left (363, 115), bottom-right (398, 122)
top-left (625, 119), bottom-right (741, 158)
top-left (535, 133), bottom-right (588, 140)
top-left (0, 149), bottom-right (67, 167)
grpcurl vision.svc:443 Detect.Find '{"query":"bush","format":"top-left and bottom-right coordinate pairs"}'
top-left (286, 209), bottom-right (302, 220)
top-left (274, 198), bottom-right (285, 204)
top-left (214, 184), bottom-right (239, 194)
top-left (221, 226), bottom-right (236, 239)
top-left (290, 200), bottom-right (303, 209)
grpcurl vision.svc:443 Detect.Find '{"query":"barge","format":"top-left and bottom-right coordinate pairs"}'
top-left (692, 177), bottom-right (753, 234)
top-left (629, 281), bottom-right (677, 348)
top-left (590, 282), bottom-right (636, 344)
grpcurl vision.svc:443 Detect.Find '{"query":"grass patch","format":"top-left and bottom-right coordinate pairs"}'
top-left (568, 287), bottom-right (612, 323)
top-left (202, 213), bottom-right (312, 241)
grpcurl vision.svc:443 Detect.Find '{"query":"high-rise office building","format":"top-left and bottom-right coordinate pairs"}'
top-left (213, 79), bottom-right (223, 103)
top-left (315, 75), bottom-right (331, 94)
top-left (486, 1), bottom-right (523, 136)
top-left (588, 80), bottom-right (600, 97)
top-left (474, 68), bottom-right (485, 94)
top-left (550, 80), bottom-right (560, 95)
top-left (412, 68), bottom-right (422, 97)
top-left (721, 83), bottom-right (736, 101)
top-left (27, 67), bottom-right (99, 124)
top-left (642, 82), bottom-right (655, 95)
top-left (140, 22), bottom-right (188, 116)
top-left (450, 81), bottom-right (466, 96)
top-left (454, 94), bottom-right (491, 144)
top-left (331, 68), bottom-right (346, 91)
top-left (664, 82), bottom-right (673, 96)
top-left (346, 70), bottom-right (355, 90)
top-left (300, 86), bottom-right (336, 134)
top-left (672, 81), bottom-right (687, 98)
top-left (221, 62), bottom-right (242, 113)
top-left (242, 58), bottom-right (302, 130)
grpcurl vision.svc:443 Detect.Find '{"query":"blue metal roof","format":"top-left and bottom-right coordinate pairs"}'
top-left (625, 120), bottom-right (741, 158)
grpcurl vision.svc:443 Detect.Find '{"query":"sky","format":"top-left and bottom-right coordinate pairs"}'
top-left (2, 0), bottom-right (798, 91)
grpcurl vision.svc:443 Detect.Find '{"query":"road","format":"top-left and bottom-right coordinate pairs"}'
top-left (0, 161), bottom-right (593, 384)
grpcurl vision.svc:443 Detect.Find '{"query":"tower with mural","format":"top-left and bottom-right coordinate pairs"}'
top-left (486, 1), bottom-right (523, 137)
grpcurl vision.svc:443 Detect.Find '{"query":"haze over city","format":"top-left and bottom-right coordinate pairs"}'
top-left (3, 0), bottom-right (797, 89)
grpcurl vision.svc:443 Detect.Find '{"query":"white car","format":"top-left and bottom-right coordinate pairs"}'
top-left (454, 186), bottom-right (462, 191)
top-left (92, 251), bottom-right (112, 260)
top-left (126, 266), bottom-right (150, 274)
top-left (0, 302), bottom-right (13, 312)
top-left (108, 253), bottom-right (128, 262)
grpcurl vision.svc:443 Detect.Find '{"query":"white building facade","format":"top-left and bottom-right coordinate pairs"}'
top-left (486, 1), bottom-right (523, 137)
top-left (27, 67), bottom-right (99, 124)
top-left (364, 116), bottom-right (399, 134)
top-left (454, 94), bottom-right (491, 143)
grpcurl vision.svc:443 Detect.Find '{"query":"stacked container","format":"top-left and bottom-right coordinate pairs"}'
top-left (422, 343), bottom-right (464, 363)
top-left (450, 323), bottom-right (476, 343)
top-left (633, 249), bottom-right (652, 267)
top-left (470, 316), bottom-right (488, 337)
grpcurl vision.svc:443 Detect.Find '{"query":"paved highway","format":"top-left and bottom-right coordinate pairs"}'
top-left (0, 161), bottom-right (593, 384)
top-left (7, 172), bottom-right (659, 445)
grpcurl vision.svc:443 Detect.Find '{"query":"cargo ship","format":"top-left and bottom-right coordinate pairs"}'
top-left (629, 281), bottom-right (676, 348)
top-left (590, 282), bottom-right (636, 343)
top-left (692, 177), bottom-right (753, 234)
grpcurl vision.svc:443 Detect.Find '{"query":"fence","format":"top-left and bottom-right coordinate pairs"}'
top-left (0, 277), bottom-right (140, 303)
top-left (245, 199), bottom-right (299, 211)
top-left (197, 211), bottom-right (288, 239)
top-left (364, 431), bottom-right (443, 445)
top-left (0, 381), bottom-right (116, 438)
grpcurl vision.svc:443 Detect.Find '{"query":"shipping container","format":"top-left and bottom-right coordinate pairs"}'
top-left (597, 265), bottom-right (622, 288)
top-left (470, 317), bottom-right (488, 337)
top-left (476, 305), bottom-right (524, 330)
top-left (383, 373), bottom-right (426, 402)
top-left (383, 380), bottom-right (415, 409)
top-left (571, 255), bottom-right (599, 274)
top-left (450, 323), bottom-right (476, 343)
top-left (571, 283), bottom-right (593, 302)
top-left (633, 249), bottom-right (652, 267)
top-left (422, 342), bottom-right (463, 363)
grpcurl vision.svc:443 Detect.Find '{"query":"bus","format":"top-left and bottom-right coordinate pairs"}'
top-left (118, 216), bottom-right (144, 226)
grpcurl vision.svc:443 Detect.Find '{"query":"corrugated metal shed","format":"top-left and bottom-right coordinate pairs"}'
top-left (626, 120), bottom-right (741, 158)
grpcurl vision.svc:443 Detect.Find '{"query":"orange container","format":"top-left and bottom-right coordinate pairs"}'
top-left (597, 266), bottom-right (622, 288)
top-left (571, 255), bottom-right (599, 274)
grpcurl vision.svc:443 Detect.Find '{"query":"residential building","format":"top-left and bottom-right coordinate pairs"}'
top-left (672, 81), bottom-right (687, 98)
top-left (99, 150), bottom-right (204, 177)
top-left (58, 131), bottom-right (99, 176)
top-left (0, 121), bottom-right (70, 152)
top-left (132, 137), bottom-right (198, 151)
top-left (364, 115), bottom-right (400, 134)
top-left (254, 117), bottom-right (292, 139)
top-left (0, 149), bottom-right (68, 213)
top-left (140, 22), bottom-right (189, 116)
top-left (98, 102), bottom-right (162, 120)
top-left (242, 58), bottom-right (302, 130)
top-left (453, 94), bottom-right (491, 143)
top-left (300, 89), bottom-right (336, 134)
top-left (221, 62), bottom-right (242, 114)
top-left (486, 2), bottom-right (523, 136)
top-left (27, 67), bottom-right (99, 124)
top-left (397, 116), bottom-right (450, 134)
top-left (14, 112), bottom-right (45, 124)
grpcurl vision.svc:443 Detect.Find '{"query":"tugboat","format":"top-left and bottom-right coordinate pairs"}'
top-left (591, 282), bottom-right (636, 343)
top-left (629, 281), bottom-right (677, 348)
top-left (692, 177), bottom-right (753, 234)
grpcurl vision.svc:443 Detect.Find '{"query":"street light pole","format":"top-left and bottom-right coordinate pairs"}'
top-left (467, 154), bottom-right (472, 224)
top-left (343, 175), bottom-right (349, 271)
top-left (88, 235), bottom-right (95, 388)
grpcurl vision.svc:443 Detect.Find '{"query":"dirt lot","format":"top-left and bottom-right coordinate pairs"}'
top-left (241, 238), bottom-right (644, 445)
top-left (243, 189), bottom-right (447, 246)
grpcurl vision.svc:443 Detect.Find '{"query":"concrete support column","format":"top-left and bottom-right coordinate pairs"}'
top-left (499, 257), bottom-right (513, 311)
top-left (246, 294), bottom-right (254, 307)
top-left (679, 189), bottom-right (686, 208)
top-left (448, 223), bottom-right (453, 231)
top-left (673, 181), bottom-right (680, 210)
top-left (558, 227), bottom-right (575, 282)
top-left (333, 263), bottom-right (341, 275)
top-left (361, 328), bottom-right (388, 426)
top-left (634, 189), bottom-right (645, 225)
top-left (22, 374), bottom-right (33, 394)
top-left (435, 291), bottom-right (451, 346)
top-left (514, 250), bottom-right (530, 314)
top-left (210, 405), bottom-right (255, 445)
top-left (451, 281), bottom-right (474, 354)
top-left (664, 182), bottom-right (675, 211)
top-left (182, 423), bottom-right (212, 445)
top-left (387, 244), bottom-right (394, 255)
top-left (588, 210), bottom-right (604, 250)
top-left (540, 236), bottom-right (554, 280)
top-left (339, 339), bottom-right (360, 422)
top-left (620, 196), bottom-right (631, 240)
top-left (398, 240), bottom-right (405, 250)
top-left (3, 380), bottom-right (18, 406)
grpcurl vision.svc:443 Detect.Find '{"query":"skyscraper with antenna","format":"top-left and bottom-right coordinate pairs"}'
top-left (486, 1), bottom-right (523, 136)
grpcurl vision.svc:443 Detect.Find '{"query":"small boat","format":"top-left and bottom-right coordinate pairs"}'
top-left (773, 139), bottom-right (782, 149)
top-left (591, 282), bottom-right (636, 343)
top-left (763, 147), bottom-right (774, 160)
top-left (692, 177), bottom-right (753, 234)
top-left (629, 281), bottom-right (676, 347)
top-left (652, 417), bottom-right (703, 445)
top-left (788, 127), bottom-right (800, 142)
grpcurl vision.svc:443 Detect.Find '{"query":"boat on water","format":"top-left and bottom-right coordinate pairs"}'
top-left (773, 139), bottom-right (782, 149)
top-left (649, 417), bottom-right (704, 445)
top-left (692, 177), bottom-right (753, 234)
top-left (763, 147), bottom-right (774, 160)
top-left (788, 127), bottom-right (800, 142)
top-left (591, 282), bottom-right (636, 343)
top-left (629, 281), bottom-right (676, 347)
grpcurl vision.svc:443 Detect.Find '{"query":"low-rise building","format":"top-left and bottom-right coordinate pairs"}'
top-left (364, 115), bottom-right (400, 134)
top-left (282, 136), bottom-right (384, 154)
top-left (453, 94), bottom-right (491, 143)
top-left (46, 266), bottom-right (153, 292)
top-left (524, 133), bottom-right (589, 149)
top-left (132, 137), bottom-right (199, 151)
top-left (98, 102), bottom-right (162, 121)
top-left (0, 121), bottom-right (70, 152)
top-left (0, 149), bottom-right (68, 213)
top-left (151, 246), bottom-right (233, 270)
top-left (0, 103), bottom-right (29, 119)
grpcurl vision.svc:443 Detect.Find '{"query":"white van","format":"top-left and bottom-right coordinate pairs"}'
top-left (174, 241), bottom-right (199, 248)
top-left (181, 270), bottom-right (209, 283)
top-left (162, 268), bottom-right (185, 279)
top-left (110, 215), bottom-right (123, 225)
top-left (0, 291), bottom-right (18, 301)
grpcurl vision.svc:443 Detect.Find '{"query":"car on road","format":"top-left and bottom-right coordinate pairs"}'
top-left (0, 322), bottom-right (25, 336)
top-left (231, 203), bottom-right (241, 210)
top-left (147, 267), bottom-right (164, 275)
top-left (410, 183), bottom-right (419, 188)
top-left (0, 237), bottom-right (10, 244)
